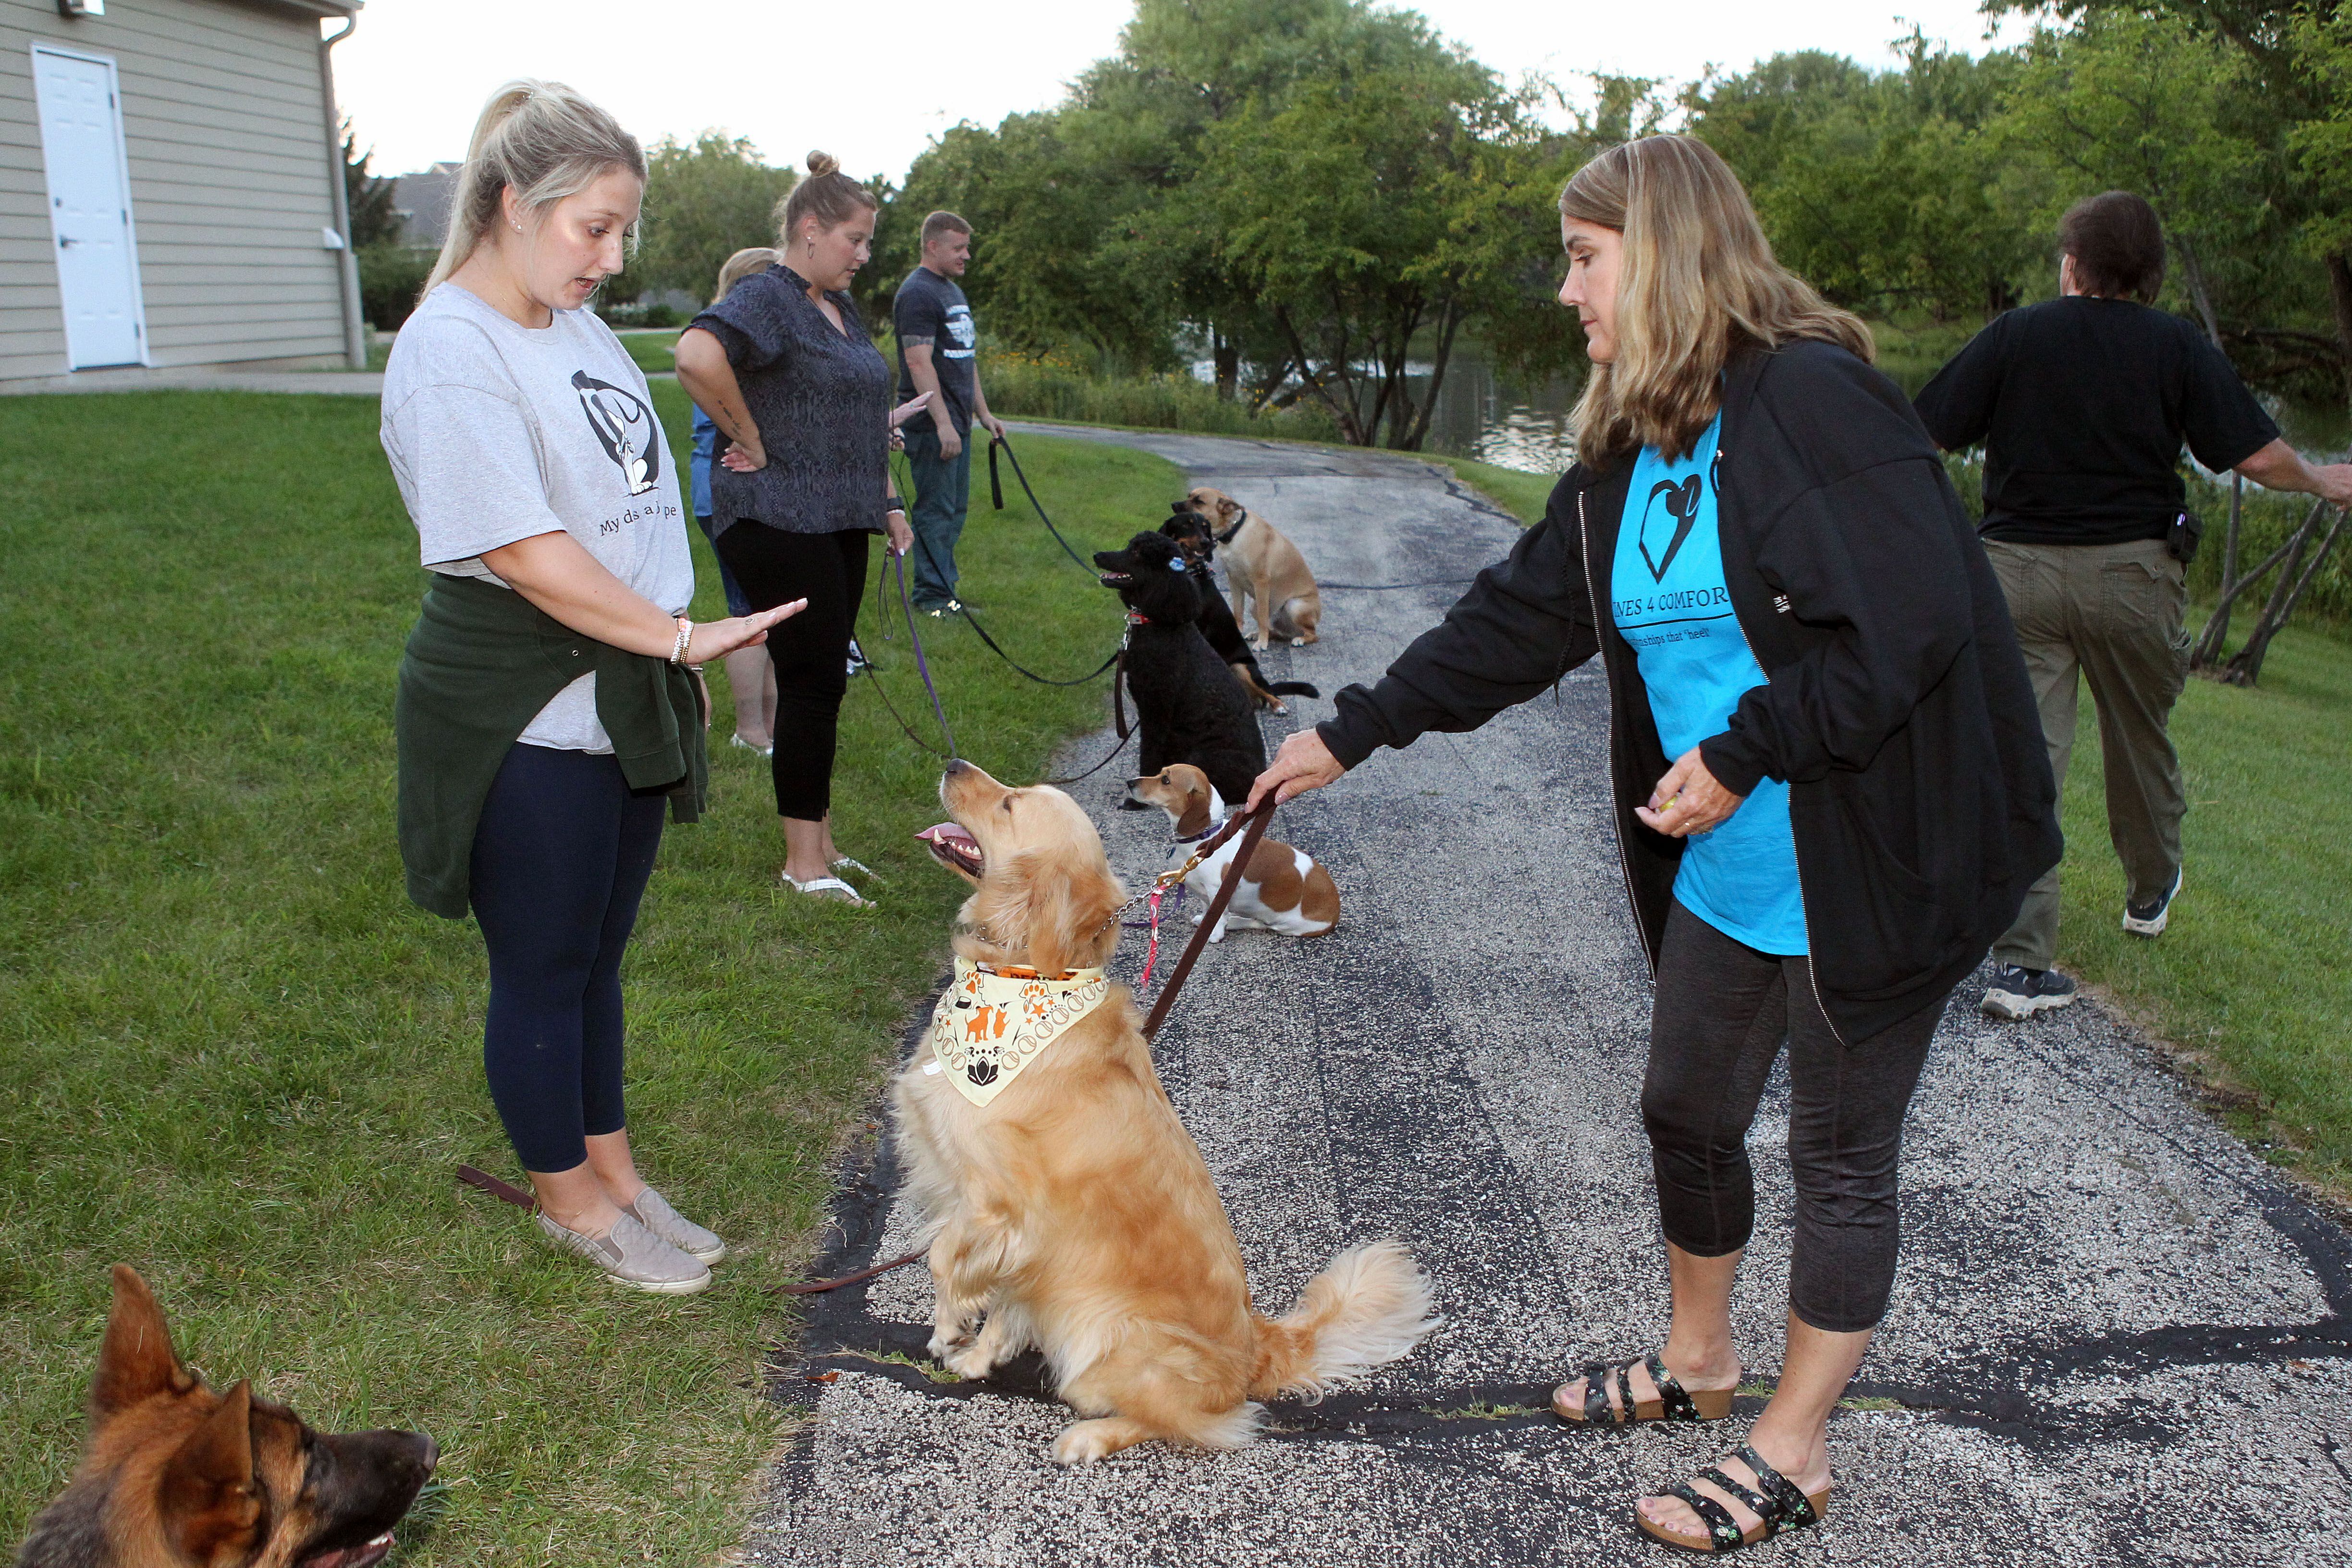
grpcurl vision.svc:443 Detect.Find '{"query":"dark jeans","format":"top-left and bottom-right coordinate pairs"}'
top-left (713, 523), bottom-right (870, 819)
top-left (1642, 901), bottom-right (1947, 1334)
top-left (469, 743), bottom-right (664, 1173)
top-left (902, 421), bottom-right (972, 609)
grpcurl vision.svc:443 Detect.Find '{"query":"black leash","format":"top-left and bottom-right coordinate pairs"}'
top-left (1318, 577), bottom-right (1475, 590)
top-left (990, 432), bottom-right (1100, 573)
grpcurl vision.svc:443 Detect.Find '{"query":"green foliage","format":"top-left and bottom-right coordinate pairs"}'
top-left (340, 122), bottom-right (402, 250)
top-left (632, 133), bottom-right (798, 302)
top-left (355, 242), bottom-right (433, 331)
top-left (981, 351), bottom-right (1338, 441)
top-left (876, 0), bottom-right (1586, 450)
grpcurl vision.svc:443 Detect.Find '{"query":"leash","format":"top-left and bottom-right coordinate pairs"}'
top-left (1318, 577), bottom-right (1475, 590)
top-left (892, 548), bottom-right (959, 759)
top-left (457, 1164), bottom-right (537, 1213)
top-left (990, 432), bottom-right (1102, 573)
top-left (1139, 797), bottom-right (1276, 1040)
top-left (773, 1249), bottom-right (928, 1296)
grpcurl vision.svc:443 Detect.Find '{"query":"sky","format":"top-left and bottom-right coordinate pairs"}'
top-left (333, 0), bottom-right (2034, 182)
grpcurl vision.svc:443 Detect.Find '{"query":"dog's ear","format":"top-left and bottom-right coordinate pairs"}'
top-left (1215, 494), bottom-right (1242, 522)
top-left (160, 1380), bottom-right (264, 1566)
top-left (992, 851), bottom-right (1125, 975)
top-left (92, 1264), bottom-right (194, 1420)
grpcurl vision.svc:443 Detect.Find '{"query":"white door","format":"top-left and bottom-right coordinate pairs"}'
top-left (32, 46), bottom-right (146, 369)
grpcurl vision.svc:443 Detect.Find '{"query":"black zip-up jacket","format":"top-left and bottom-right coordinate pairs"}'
top-left (1320, 340), bottom-right (2060, 1043)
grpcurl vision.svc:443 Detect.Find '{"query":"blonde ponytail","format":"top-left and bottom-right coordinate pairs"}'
top-left (425, 80), bottom-right (647, 295)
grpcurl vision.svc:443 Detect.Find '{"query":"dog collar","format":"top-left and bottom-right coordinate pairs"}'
top-left (1171, 816), bottom-right (1227, 845)
top-left (1214, 510), bottom-right (1249, 545)
top-left (1126, 610), bottom-right (1153, 626)
top-left (924, 956), bottom-right (1111, 1107)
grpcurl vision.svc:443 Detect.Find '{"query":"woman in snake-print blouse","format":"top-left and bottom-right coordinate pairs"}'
top-left (676, 151), bottom-right (914, 906)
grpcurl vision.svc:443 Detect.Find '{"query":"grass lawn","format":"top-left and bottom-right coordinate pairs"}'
top-left (0, 387), bottom-right (1177, 1565)
top-left (2050, 613), bottom-right (2352, 1192)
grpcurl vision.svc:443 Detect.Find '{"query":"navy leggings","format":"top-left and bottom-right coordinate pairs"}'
top-left (468, 743), bottom-right (664, 1173)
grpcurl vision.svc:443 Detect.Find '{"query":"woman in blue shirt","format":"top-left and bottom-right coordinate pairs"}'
top-left (1251, 137), bottom-right (2057, 1553)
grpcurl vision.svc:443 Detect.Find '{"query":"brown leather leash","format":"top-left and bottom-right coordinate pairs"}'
top-left (775, 798), bottom-right (1278, 1296)
top-left (456, 1164), bottom-right (537, 1213)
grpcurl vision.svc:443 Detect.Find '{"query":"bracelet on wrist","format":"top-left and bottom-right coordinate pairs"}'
top-left (670, 617), bottom-right (694, 666)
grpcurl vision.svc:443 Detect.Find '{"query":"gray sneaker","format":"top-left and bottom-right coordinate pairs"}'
top-left (625, 1188), bottom-right (728, 1265)
top-left (536, 1211), bottom-right (711, 1294)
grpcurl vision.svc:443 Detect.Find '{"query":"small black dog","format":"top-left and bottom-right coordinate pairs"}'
top-left (1096, 531), bottom-right (1267, 807)
top-left (1163, 506), bottom-right (1319, 713)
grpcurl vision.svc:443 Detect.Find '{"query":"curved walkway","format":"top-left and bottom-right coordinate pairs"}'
top-left (745, 424), bottom-right (2352, 1567)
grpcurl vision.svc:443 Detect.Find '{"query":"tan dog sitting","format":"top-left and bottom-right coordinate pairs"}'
top-left (1125, 764), bottom-right (1339, 942)
top-left (900, 761), bottom-right (1433, 1464)
top-left (1186, 486), bottom-right (1323, 649)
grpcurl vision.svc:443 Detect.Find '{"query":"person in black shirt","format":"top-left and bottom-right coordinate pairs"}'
top-left (894, 211), bottom-right (1004, 615)
top-left (1915, 190), bottom-right (2352, 1020)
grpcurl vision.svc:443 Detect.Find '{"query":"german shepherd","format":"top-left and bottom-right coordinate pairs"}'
top-left (15, 1266), bottom-right (437, 1568)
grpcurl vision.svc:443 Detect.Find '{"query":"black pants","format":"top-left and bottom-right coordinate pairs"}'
top-left (469, 743), bottom-right (664, 1173)
top-left (714, 524), bottom-right (870, 820)
top-left (1641, 900), bottom-right (1946, 1334)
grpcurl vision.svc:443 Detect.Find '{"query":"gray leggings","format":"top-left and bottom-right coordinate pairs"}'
top-left (1640, 901), bottom-right (1947, 1334)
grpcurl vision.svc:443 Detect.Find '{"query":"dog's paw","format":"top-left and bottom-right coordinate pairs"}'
top-left (926, 1328), bottom-right (976, 1365)
top-left (1289, 637), bottom-right (1308, 647)
top-left (1050, 1419), bottom-right (1143, 1465)
top-left (941, 1343), bottom-right (999, 1381)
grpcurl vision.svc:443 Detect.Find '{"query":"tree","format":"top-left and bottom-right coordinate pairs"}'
top-left (341, 122), bottom-right (401, 249)
top-left (632, 133), bottom-right (796, 301)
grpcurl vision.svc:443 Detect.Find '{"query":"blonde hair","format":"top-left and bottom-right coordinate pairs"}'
top-left (711, 246), bottom-right (779, 305)
top-left (426, 80), bottom-right (646, 294)
top-left (776, 150), bottom-right (876, 247)
top-left (1560, 135), bottom-right (1872, 467)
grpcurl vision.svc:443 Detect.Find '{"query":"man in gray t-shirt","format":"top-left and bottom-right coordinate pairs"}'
top-left (893, 210), bottom-right (1005, 615)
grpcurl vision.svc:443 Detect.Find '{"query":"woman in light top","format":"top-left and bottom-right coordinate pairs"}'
top-left (382, 81), bottom-right (798, 1295)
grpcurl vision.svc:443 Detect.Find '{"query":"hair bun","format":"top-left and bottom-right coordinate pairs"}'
top-left (807, 150), bottom-right (840, 179)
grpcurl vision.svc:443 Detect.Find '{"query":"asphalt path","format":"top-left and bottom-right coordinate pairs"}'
top-left (743, 425), bottom-right (2352, 1567)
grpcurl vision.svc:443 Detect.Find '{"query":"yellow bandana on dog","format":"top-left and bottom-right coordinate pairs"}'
top-left (926, 957), bottom-right (1111, 1107)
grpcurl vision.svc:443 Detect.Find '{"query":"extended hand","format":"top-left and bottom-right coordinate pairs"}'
top-left (1248, 727), bottom-right (1345, 813)
top-left (1636, 747), bottom-right (1744, 838)
top-left (687, 598), bottom-right (804, 663)
top-left (2313, 462), bottom-right (2352, 510)
top-left (890, 392), bottom-right (934, 429)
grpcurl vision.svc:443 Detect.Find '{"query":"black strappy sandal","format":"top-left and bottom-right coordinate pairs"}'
top-left (1634, 1442), bottom-right (1830, 1554)
top-left (1552, 1350), bottom-right (1735, 1426)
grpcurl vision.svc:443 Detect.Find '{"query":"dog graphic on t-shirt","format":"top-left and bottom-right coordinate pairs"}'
top-left (572, 370), bottom-right (661, 496)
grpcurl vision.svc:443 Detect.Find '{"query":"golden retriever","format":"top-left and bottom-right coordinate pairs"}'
top-left (1185, 486), bottom-right (1323, 649)
top-left (896, 761), bottom-right (1435, 1463)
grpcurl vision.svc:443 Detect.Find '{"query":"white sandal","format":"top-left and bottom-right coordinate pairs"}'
top-left (831, 856), bottom-right (883, 882)
top-left (781, 870), bottom-right (871, 906)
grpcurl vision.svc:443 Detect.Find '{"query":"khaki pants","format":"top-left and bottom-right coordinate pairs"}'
top-left (1985, 538), bottom-right (2189, 969)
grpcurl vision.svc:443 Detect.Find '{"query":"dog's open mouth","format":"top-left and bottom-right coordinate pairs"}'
top-left (301, 1532), bottom-right (397, 1568)
top-left (917, 822), bottom-right (983, 877)
top-left (1096, 570), bottom-right (1132, 587)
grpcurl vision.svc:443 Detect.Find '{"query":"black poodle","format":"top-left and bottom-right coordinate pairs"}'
top-left (1162, 506), bottom-right (1319, 712)
top-left (1095, 531), bottom-right (1267, 807)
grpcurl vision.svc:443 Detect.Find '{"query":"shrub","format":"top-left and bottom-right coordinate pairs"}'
top-left (981, 352), bottom-right (1339, 443)
top-left (356, 244), bottom-right (434, 331)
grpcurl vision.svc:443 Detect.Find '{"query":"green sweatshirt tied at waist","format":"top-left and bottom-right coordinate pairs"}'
top-left (396, 572), bottom-right (708, 919)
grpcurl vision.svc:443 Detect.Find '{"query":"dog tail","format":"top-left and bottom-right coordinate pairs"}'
top-left (1250, 1240), bottom-right (1439, 1400)
top-left (1262, 681), bottom-right (1319, 698)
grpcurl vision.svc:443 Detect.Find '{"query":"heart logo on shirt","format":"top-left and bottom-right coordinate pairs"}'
top-left (1638, 475), bottom-right (1703, 583)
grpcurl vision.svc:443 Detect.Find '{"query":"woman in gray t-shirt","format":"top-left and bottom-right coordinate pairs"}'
top-left (381, 82), bottom-right (796, 1296)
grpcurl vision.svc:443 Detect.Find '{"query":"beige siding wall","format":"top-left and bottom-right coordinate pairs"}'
top-left (0, 0), bottom-right (349, 382)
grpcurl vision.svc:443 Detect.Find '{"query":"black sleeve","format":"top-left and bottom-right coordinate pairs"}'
top-left (2179, 331), bottom-right (2280, 474)
top-left (1911, 320), bottom-right (2003, 452)
top-left (893, 274), bottom-right (942, 345)
top-left (1318, 477), bottom-right (1601, 769)
top-left (690, 274), bottom-right (787, 373)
